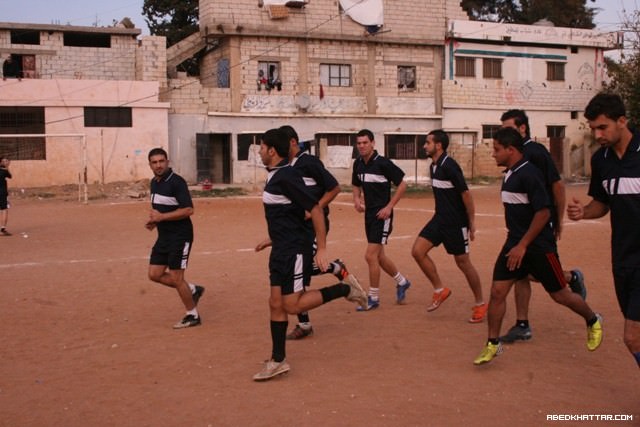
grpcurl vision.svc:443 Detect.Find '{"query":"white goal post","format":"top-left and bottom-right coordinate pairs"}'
top-left (0, 133), bottom-right (88, 203)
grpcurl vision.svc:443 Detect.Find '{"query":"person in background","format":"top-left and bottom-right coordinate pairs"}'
top-left (0, 156), bottom-right (12, 236)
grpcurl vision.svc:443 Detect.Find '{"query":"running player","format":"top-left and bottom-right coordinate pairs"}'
top-left (352, 129), bottom-right (411, 310)
top-left (568, 92), bottom-right (640, 369)
top-left (0, 156), bottom-right (12, 236)
top-left (474, 127), bottom-right (602, 365)
top-left (411, 130), bottom-right (486, 322)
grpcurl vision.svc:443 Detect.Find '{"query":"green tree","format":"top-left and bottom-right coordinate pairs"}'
top-left (604, 9), bottom-right (640, 127)
top-left (461, 0), bottom-right (597, 29)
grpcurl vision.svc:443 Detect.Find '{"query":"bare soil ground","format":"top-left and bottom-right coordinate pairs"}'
top-left (1, 183), bottom-right (638, 427)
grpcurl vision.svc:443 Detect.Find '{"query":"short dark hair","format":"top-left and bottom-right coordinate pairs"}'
top-left (261, 128), bottom-right (290, 158)
top-left (428, 129), bottom-right (449, 151)
top-left (500, 109), bottom-right (530, 137)
top-left (357, 129), bottom-right (375, 141)
top-left (494, 127), bottom-right (524, 152)
top-left (148, 147), bottom-right (168, 160)
top-left (279, 125), bottom-right (299, 143)
top-left (584, 92), bottom-right (626, 121)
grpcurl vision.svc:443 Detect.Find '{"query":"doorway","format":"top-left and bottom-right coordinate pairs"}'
top-left (196, 133), bottom-right (231, 184)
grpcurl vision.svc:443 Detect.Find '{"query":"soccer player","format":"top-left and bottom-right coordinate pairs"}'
top-left (568, 92), bottom-right (640, 369)
top-left (280, 125), bottom-right (362, 340)
top-left (411, 130), bottom-right (486, 322)
top-left (146, 148), bottom-right (205, 329)
top-left (253, 128), bottom-right (367, 381)
top-left (352, 129), bottom-right (411, 310)
top-left (499, 109), bottom-right (587, 343)
top-left (0, 156), bottom-right (12, 236)
top-left (474, 127), bottom-right (602, 365)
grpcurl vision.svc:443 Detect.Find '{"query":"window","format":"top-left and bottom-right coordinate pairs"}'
top-left (482, 125), bottom-right (501, 140)
top-left (217, 59), bottom-right (230, 88)
top-left (84, 107), bottom-right (132, 127)
top-left (0, 107), bottom-right (46, 160)
top-left (547, 62), bottom-right (565, 81)
top-left (547, 126), bottom-right (565, 138)
top-left (257, 61), bottom-right (281, 91)
top-left (64, 32), bottom-right (111, 48)
top-left (316, 133), bottom-right (357, 158)
top-left (385, 134), bottom-right (428, 160)
top-left (237, 133), bottom-right (262, 161)
top-left (11, 30), bottom-right (40, 45)
top-left (455, 57), bottom-right (475, 77)
top-left (397, 66), bottom-right (416, 91)
top-left (320, 64), bottom-right (351, 87)
top-left (483, 58), bottom-right (502, 79)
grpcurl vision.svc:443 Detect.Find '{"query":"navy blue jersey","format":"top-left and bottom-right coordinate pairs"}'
top-left (588, 132), bottom-right (640, 268)
top-left (431, 154), bottom-right (469, 226)
top-left (352, 150), bottom-right (405, 212)
top-left (263, 160), bottom-right (318, 254)
top-left (0, 168), bottom-right (11, 196)
top-left (291, 151), bottom-right (339, 218)
top-left (500, 159), bottom-right (555, 253)
top-left (150, 168), bottom-right (193, 241)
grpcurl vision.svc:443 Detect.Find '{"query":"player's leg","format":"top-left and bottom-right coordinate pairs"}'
top-left (361, 242), bottom-right (383, 310)
top-left (474, 279), bottom-right (512, 365)
top-left (615, 267), bottom-right (640, 366)
top-left (624, 320), bottom-right (640, 368)
top-left (254, 285), bottom-right (291, 381)
top-left (0, 201), bottom-right (10, 235)
top-left (454, 253), bottom-right (486, 322)
top-left (500, 278), bottom-right (533, 342)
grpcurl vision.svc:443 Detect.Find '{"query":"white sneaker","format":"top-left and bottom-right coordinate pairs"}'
top-left (253, 359), bottom-right (290, 381)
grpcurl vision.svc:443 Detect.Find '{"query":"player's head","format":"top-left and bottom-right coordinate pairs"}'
top-left (279, 125), bottom-right (299, 144)
top-left (357, 129), bottom-right (375, 142)
top-left (501, 109), bottom-right (530, 138)
top-left (148, 147), bottom-right (168, 161)
top-left (356, 129), bottom-right (376, 159)
top-left (492, 127), bottom-right (524, 168)
top-left (261, 128), bottom-right (290, 159)
top-left (427, 129), bottom-right (449, 152)
top-left (584, 92), bottom-right (626, 122)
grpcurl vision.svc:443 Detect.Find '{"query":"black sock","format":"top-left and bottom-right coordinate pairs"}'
top-left (270, 320), bottom-right (288, 362)
top-left (297, 312), bottom-right (310, 323)
top-left (516, 320), bottom-right (529, 328)
top-left (586, 316), bottom-right (598, 327)
top-left (319, 284), bottom-right (350, 303)
top-left (489, 338), bottom-right (500, 345)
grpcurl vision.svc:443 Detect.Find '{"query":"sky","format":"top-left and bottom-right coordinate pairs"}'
top-left (0, 0), bottom-right (636, 38)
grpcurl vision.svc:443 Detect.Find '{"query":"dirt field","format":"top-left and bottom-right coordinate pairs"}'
top-left (1, 183), bottom-right (638, 427)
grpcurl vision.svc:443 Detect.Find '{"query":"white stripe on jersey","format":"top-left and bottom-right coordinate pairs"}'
top-left (303, 176), bottom-right (317, 187)
top-left (501, 191), bottom-right (530, 204)
top-left (603, 177), bottom-right (640, 195)
top-left (151, 193), bottom-right (179, 206)
top-left (432, 178), bottom-right (454, 189)
top-left (360, 173), bottom-right (388, 183)
top-left (263, 191), bottom-right (292, 205)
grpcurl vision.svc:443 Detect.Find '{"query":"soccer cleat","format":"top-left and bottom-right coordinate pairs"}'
top-left (333, 259), bottom-right (349, 282)
top-left (253, 359), bottom-right (290, 381)
top-left (356, 296), bottom-right (380, 312)
top-left (396, 280), bottom-right (411, 304)
top-left (344, 273), bottom-right (368, 309)
top-left (499, 324), bottom-right (532, 343)
top-left (474, 341), bottom-right (503, 365)
top-left (569, 269), bottom-right (587, 300)
top-left (172, 314), bottom-right (201, 329)
top-left (192, 285), bottom-right (205, 305)
top-left (587, 313), bottom-right (603, 351)
top-left (286, 325), bottom-right (314, 340)
top-left (426, 287), bottom-right (452, 312)
top-left (0, 229), bottom-right (11, 236)
top-left (468, 303), bottom-right (488, 323)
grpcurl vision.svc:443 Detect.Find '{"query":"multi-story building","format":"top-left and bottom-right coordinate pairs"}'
top-left (0, 22), bottom-right (169, 188)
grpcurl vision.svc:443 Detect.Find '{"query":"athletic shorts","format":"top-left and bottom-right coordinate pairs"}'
top-left (492, 246), bottom-right (567, 293)
top-left (613, 266), bottom-right (640, 321)
top-left (365, 211), bottom-right (393, 244)
top-left (0, 195), bottom-right (8, 210)
top-left (419, 218), bottom-right (469, 255)
top-left (149, 239), bottom-right (192, 270)
top-left (269, 251), bottom-right (312, 295)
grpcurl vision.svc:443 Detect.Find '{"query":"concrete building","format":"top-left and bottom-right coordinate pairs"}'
top-left (0, 22), bottom-right (169, 188)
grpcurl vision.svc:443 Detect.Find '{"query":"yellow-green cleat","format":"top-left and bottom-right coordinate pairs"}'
top-left (587, 313), bottom-right (603, 351)
top-left (474, 341), bottom-right (503, 365)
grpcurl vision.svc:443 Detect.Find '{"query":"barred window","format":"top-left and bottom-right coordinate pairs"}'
top-left (84, 107), bottom-right (132, 127)
top-left (0, 107), bottom-right (46, 160)
top-left (455, 57), bottom-right (475, 77)
top-left (386, 134), bottom-right (428, 160)
top-left (547, 62), bottom-right (565, 81)
top-left (320, 64), bottom-right (351, 87)
top-left (483, 58), bottom-right (502, 79)
top-left (482, 124), bottom-right (501, 140)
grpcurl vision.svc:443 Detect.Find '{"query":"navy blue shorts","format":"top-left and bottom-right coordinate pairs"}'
top-left (419, 218), bottom-right (469, 255)
top-left (613, 266), bottom-right (640, 321)
top-left (365, 211), bottom-right (393, 244)
top-left (150, 239), bottom-right (192, 270)
top-left (269, 251), bottom-right (312, 295)
top-left (493, 246), bottom-right (567, 293)
top-left (0, 194), bottom-right (8, 210)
